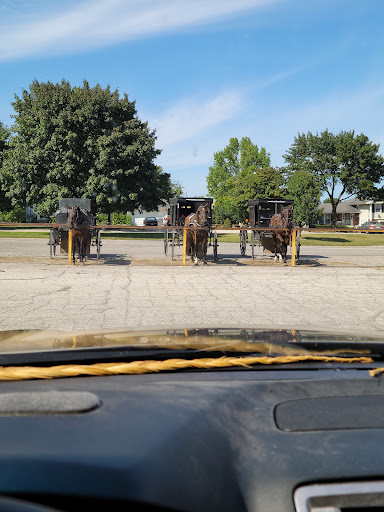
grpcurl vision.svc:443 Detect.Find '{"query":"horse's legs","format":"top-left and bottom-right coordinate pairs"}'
top-left (272, 234), bottom-right (278, 262)
top-left (203, 236), bottom-right (208, 264)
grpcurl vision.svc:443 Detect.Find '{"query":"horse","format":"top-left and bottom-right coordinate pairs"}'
top-left (184, 203), bottom-right (211, 265)
top-left (67, 207), bottom-right (94, 264)
top-left (269, 204), bottom-right (293, 264)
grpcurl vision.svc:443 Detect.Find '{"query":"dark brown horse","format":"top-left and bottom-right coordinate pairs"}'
top-left (269, 204), bottom-right (293, 264)
top-left (184, 203), bottom-right (211, 265)
top-left (67, 207), bottom-right (94, 264)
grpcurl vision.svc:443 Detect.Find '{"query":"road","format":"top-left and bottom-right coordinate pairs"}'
top-left (0, 237), bottom-right (384, 334)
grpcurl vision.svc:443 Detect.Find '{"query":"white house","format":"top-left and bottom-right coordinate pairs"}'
top-left (318, 197), bottom-right (384, 226)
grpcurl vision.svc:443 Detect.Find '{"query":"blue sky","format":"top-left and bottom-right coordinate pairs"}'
top-left (1, 0), bottom-right (384, 197)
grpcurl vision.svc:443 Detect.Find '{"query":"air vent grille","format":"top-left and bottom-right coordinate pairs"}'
top-left (294, 482), bottom-right (384, 511)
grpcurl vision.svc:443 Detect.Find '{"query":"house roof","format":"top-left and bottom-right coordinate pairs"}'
top-left (318, 202), bottom-right (360, 214)
top-left (343, 197), bottom-right (371, 206)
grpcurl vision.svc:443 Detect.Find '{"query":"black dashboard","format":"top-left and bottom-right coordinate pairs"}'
top-left (0, 365), bottom-right (383, 511)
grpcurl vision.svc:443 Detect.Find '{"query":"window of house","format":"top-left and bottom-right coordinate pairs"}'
top-left (324, 214), bottom-right (331, 224)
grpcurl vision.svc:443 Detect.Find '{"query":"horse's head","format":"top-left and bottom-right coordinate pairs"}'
top-left (196, 203), bottom-right (210, 227)
top-left (67, 206), bottom-right (81, 228)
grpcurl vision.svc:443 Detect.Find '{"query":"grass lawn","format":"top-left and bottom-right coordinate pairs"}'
top-left (1, 230), bottom-right (384, 246)
top-left (217, 233), bottom-right (384, 246)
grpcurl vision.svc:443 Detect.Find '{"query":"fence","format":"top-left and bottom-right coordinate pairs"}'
top-left (1, 223), bottom-right (383, 268)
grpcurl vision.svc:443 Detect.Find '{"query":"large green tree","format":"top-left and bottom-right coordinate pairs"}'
top-left (207, 137), bottom-right (283, 222)
top-left (1, 80), bottom-right (171, 216)
top-left (283, 130), bottom-right (384, 227)
top-left (0, 122), bottom-right (11, 210)
top-left (286, 170), bottom-right (322, 226)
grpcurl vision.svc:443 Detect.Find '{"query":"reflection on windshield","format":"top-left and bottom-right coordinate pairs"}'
top-left (0, 328), bottom-right (378, 357)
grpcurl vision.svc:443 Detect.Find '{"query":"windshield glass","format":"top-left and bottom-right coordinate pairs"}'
top-left (0, 1), bottom-right (384, 356)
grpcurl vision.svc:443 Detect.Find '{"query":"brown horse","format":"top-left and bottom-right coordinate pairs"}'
top-left (67, 207), bottom-right (94, 264)
top-left (269, 204), bottom-right (293, 264)
top-left (184, 203), bottom-right (211, 265)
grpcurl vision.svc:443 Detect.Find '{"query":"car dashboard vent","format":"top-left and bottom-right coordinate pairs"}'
top-left (294, 482), bottom-right (384, 511)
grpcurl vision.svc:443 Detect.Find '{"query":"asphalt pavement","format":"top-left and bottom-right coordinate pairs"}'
top-left (0, 237), bottom-right (384, 334)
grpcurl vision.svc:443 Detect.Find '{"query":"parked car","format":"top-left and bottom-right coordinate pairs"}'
top-left (358, 221), bottom-right (384, 229)
top-left (143, 217), bottom-right (158, 226)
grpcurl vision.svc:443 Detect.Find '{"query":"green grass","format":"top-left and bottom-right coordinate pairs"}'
top-left (300, 233), bottom-right (384, 246)
top-left (0, 231), bottom-right (49, 238)
top-left (102, 232), bottom-right (164, 240)
top-left (217, 233), bottom-right (384, 246)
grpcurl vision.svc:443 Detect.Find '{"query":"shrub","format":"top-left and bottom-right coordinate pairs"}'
top-left (96, 212), bottom-right (132, 225)
top-left (96, 213), bottom-right (108, 224)
top-left (111, 212), bottom-right (132, 225)
top-left (0, 207), bottom-right (25, 222)
top-left (223, 218), bottom-right (232, 228)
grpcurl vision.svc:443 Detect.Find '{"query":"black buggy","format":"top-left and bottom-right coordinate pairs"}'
top-left (239, 198), bottom-right (300, 260)
top-left (49, 198), bottom-right (101, 259)
top-left (164, 197), bottom-right (218, 261)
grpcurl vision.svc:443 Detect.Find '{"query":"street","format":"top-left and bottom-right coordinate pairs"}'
top-left (0, 237), bottom-right (384, 334)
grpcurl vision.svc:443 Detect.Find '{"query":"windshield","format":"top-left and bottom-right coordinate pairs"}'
top-left (1, 1), bottom-right (384, 359)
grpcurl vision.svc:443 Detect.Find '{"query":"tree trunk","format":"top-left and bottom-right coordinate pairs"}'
top-left (331, 203), bottom-right (338, 228)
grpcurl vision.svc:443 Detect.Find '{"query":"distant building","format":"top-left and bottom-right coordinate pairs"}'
top-left (318, 197), bottom-right (384, 226)
top-left (130, 203), bottom-right (169, 226)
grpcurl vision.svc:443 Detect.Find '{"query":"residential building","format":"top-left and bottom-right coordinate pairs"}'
top-left (318, 198), bottom-right (384, 227)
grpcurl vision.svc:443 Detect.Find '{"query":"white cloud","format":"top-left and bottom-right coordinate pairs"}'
top-left (0, 0), bottom-right (281, 61)
top-left (152, 89), bottom-right (246, 147)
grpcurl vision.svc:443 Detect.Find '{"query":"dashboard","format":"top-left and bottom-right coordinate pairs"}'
top-left (0, 365), bottom-right (383, 511)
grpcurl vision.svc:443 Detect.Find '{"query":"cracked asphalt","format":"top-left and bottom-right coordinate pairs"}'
top-left (0, 238), bottom-right (384, 333)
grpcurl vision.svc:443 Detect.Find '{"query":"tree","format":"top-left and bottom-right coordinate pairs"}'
top-left (170, 180), bottom-right (184, 197)
top-left (286, 170), bottom-right (322, 226)
top-left (1, 80), bottom-right (171, 216)
top-left (283, 130), bottom-right (384, 227)
top-left (0, 122), bottom-right (11, 210)
top-left (230, 166), bottom-right (286, 221)
top-left (207, 137), bottom-right (279, 223)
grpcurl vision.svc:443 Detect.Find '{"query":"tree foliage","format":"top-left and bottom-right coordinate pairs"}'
top-left (170, 179), bottom-right (184, 197)
top-left (0, 122), bottom-right (11, 210)
top-left (283, 130), bottom-right (384, 226)
top-left (0, 80), bottom-right (171, 216)
top-left (286, 170), bottom-right (322, 226)
top-left (207, 137), bottom-right (284, 222)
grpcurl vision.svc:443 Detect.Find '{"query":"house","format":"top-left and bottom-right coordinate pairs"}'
top-left (318, 198), bottom-right (384, 227)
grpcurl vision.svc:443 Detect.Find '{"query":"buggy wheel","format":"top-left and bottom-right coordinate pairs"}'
top-left (96, 230), bottom-right (101, 259)
top-left (49, 228), bottom-right (58, 257)
top-left (240, 230), bottom-right (247, 256)
top-left (213, 231), bottom-right (218, 261)
top-left (164, 229), bottom-right (168, 255)
top-left (49, 229), bottom-right (53, 258)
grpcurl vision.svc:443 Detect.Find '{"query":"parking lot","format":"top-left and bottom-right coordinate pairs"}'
top-left (0, 237), bottom-right (384, 334)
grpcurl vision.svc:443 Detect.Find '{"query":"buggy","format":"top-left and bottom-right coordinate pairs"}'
top-left (240, 198), bottom-right (300, 260)
top-left (164, 197), bottom-right (218, 261)
top-left (49, 198), bottom-right (101, 260)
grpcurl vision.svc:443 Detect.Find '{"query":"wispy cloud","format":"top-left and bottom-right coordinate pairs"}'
top-left (0, 0), bottom-right (281, 61)
top-left (152, 89), bottom-right (247, 147)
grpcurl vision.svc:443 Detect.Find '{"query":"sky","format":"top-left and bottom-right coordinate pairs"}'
top-left (1, 0), bottom-right (384, 197)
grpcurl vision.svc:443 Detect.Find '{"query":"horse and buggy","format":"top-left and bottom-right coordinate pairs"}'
top-left (164, 197), bottom-right (218, 264)
top-left (240, 198), bottom-right (300, 264)
top-left (49, 198), bottom-right (101, 264)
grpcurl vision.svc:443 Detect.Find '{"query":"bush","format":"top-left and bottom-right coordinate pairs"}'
top-left (223, 218), bottom-right (232, 228)
top-left (96, 212), bottom-right (132, 225)
top-left (96, 213), bottom-right (108, 224)
top-left (0, 207), bottom-right (25, 222)
top-left (111, 212), bottom-right (132, 225)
